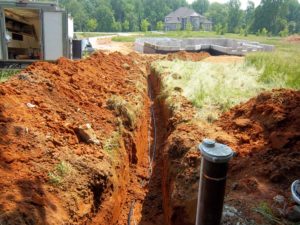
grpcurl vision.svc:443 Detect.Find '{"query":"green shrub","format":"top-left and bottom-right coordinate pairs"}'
top-left (156, 21), bottom-right (164, 31)
top-left (141, 19), bottom-right (150, 32)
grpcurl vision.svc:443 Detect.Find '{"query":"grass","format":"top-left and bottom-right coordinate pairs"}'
top-left (246, 51), bottom-right (300, 89)
top-left (107, 95), bottom-right (137, 129)
top-left (105, 30), bottom-right (285, 43)
top-left (48, 161), bottom-right (73, 185)
top-left (150, 32), bottom-right (300, 120)
top-left (103, 131), bottom-right (121, 152)
top-left (0, 70), bottom-right (20, 82)
top-left (152, 60), bottom-right (269, 120)
top-left (253, 202), bottom-right (284, 225)
top-left (75, 32), bottom-right (115, 38)
top-left (112, 36), bottom-right (138, 42)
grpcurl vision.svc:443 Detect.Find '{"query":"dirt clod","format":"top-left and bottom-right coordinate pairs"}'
top-left (74, 124), bottom-right (100, 145)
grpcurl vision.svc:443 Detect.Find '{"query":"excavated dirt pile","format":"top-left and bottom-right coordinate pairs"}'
top-left (167, 51), bottom-right (210, 61)
top-left (285, 35), bottom-right (300, 43)
top-left (218, 89), bottom-right (300, 184)
top-left (157, 87), bottom-right (300, 225)
top-left (0, 52), bottom-right (151, 225)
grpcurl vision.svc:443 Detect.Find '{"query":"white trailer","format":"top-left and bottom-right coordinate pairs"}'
top-left (0, 0), bottom-right (73, 64)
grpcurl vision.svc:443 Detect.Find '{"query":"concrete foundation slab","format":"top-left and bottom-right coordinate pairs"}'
top-left (134, 38), bottom-right (275, 56)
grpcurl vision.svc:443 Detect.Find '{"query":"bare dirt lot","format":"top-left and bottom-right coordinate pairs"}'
top-left (0, 49), bottom-right (299, 225)
top-left (90, 37), bottom-right (134, 54)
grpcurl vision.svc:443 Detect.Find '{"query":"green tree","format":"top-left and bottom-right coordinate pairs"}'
top-left (245, 1), bottom-right (255, 31)
top-left (288, 21), bottom-right (297, 34)
top-left (95, 4), bottom-right (115, 31)
top-left (122, 20), bottom-right (130, 31)
top-left (227, 0), bottom-right (242, 33)
top-left (141, 19), bottom-right (150, 32)
top-left (192, 0), bottom-right (209, 15)
top-left (215, 23), bottom-right (227, 35)
top-left (257, 27), bottom-right (268, 36)
top-left (87, 19), bottom-right (98, 32)
top-left (113, 21), bottom-right (122, 32)
top-left (251, 0), bottom-right (294, 35)
top-left (279, 27), bottom-right (289, 37)
top-left (156, 21), bottom-right (164, 31)
top-left (61, 0), bottom-right (88, 31)
top-left (206, 3), bottom-right (228, 31)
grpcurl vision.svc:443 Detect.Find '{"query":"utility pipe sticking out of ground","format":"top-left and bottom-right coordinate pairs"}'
top-left (196, 139), bottom-right (234, 225)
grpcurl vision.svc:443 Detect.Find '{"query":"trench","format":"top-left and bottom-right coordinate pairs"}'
top-left (104, 65), bottom-right (173, 225)
top-left (137, 72), bottom-right (171, 225)
top-left (122, 67), bottom-right (174, 225)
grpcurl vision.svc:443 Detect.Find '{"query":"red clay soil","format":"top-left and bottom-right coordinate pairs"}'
top-left (218, 90), bottom-right (300, 210)
top-left (285, 35), bottom-right (300, 43)
top-left (0, 52), bottom-right (152, 225)
top-left (152, 64), bottom-right (300, 224)
top-left (167, 51), bottom-right (210, 61)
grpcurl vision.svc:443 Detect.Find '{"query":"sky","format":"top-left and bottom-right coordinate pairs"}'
top-left (187, 0), bottom-right (261, 10)
top-left (188, 0), bottom-right (300, 10)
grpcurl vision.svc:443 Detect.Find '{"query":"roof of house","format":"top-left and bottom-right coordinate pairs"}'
top-left (166, 7), bottom-right (199, 18)
top-left (165, 7), bottom-right (212, 24)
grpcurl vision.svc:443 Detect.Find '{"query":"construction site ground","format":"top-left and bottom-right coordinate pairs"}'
top-left (0, 38), bottom-right (299, 225)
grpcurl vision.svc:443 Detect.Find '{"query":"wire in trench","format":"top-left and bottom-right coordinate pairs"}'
top-left (148, 78), bottom-right (157, 179)
top-left (127, 77), bottom-right (158, 225)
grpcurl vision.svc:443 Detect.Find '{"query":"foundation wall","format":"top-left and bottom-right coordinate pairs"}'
top-left (135, 38), bottom-right (275, 56)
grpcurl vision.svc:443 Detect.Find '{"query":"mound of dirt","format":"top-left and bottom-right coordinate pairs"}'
top-left (212, 89), bottom-right (300, 224)
top-left (218, 89), bottom-right (300, 185)
top-left (285, 35), bottom-right (300, 43)
top-left (167, 51), bottom-right (210, 61)
top-left (0, 52), bottom-right (150, 225)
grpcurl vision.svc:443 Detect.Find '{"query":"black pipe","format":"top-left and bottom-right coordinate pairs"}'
top-left (196, 139), bottom-right (234, 225)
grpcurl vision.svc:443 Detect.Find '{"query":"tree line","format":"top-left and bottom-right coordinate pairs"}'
top-left (59, 0), bottom-right (300, 36)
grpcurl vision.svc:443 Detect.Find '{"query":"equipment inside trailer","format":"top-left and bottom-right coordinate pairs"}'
top-left (4, 8), bottom-right (41, 60)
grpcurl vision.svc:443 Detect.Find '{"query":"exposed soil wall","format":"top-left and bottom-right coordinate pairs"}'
top-left (149, 68), bottom-right (205, 225)
top-left (148, 68), bottom-right (172, 225)
top-left (0, 52), bottom-right (151, 225)
top-left (218, 89), bottom-right (300, 200)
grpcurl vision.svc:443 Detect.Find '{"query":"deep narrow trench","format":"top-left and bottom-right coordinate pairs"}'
top-left (115, 65), bottom-right (170, 225)
top-left (138, 73), bottom-right (169, 225)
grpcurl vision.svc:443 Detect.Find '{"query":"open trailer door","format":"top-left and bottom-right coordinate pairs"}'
top-left (43, 11), bottom-right (64, 60)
